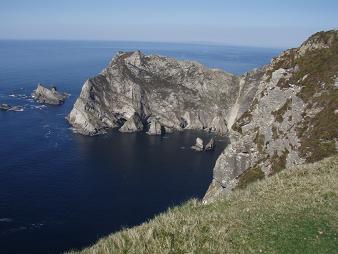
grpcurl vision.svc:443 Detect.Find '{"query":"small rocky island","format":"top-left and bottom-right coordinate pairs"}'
top-left (191, 137), bottom-right (216, 152)
top-left (32, 84), bottom-right (68, 105)
top-left (0, 103), bottom-right (23, 112)
top-left (67, 51), bottom-right (239, 136)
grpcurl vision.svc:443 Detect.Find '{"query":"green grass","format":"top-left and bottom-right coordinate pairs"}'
top-left (237, 165), bottom-right (265, 189)
top-left (69, 156), bottom-right (338, 254)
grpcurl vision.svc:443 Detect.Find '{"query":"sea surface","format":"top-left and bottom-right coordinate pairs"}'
top-left (0, 40), bottom-right (281, 254)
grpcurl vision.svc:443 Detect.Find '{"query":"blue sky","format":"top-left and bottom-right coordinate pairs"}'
top-left (0, 0), bottom-right (337, 47)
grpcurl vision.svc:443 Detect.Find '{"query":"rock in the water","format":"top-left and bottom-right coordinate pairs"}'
top-left (205, 138), bottom-right (216, 151)
top-left (32, 84), bottom-right (68, 105)
top-left (0, 103), bottom-right (11, 111)
top-left (119, 113), bottom-right (144, 132)
top-left (191, 137), bottom-right (204, 151)
top-left (147, 118), bottom-right (162, 135)
top-left (0, 103), bottom-right (23, 112)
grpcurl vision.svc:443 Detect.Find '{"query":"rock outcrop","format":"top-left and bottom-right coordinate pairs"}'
top-left (119, 113), bottom-right (144, 133)
top-left (32, 84), bottom-right (68, 105)
top-left (191, 137), bottom-right (204, 151)
top-left (68, 51), bottom-right (239, 135)
top-left (0, 103), bottom-right (23, 112)
top-left (203, 30), bottom-right (338, 203)
top-left (205, 138), bottom-right (216, 151)
top-left (147, 117), bottom-right (163, 135)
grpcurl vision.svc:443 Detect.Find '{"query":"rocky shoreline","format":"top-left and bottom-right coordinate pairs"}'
top-left (65, 30), bottom-right (338, 202)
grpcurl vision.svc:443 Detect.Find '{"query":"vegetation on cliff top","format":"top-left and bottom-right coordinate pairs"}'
top-left (293, 30), bottom-right (338, 162)
top-left (233, 30), bottom-right (338, 165)
top-left (69, 156), bottom-right (338, 254)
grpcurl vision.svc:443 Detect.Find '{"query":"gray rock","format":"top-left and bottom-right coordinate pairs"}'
top-left (119, 113), bottom-right (144, 133)
top-left (147, 118), bottom-right (162, 135)
top-left (32, 84), bottom-right (68, 105)
top-left (191, 137), bottom-right (204, 151)
top-left (203, 30), bottom-right (338, 203)
top-left (0, 104), bottom-right (23, 112)
top-left (205, 138), bottom-right (216, 151)
top-left (0, 103), bottom-right (11, 111)
top-left (68, 51), bottom-right (241, 136)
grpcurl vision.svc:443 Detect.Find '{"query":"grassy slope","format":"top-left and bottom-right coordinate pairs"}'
top-left (70, 156), bottom-right (338, 254)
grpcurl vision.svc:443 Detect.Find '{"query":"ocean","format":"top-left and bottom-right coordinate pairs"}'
top-left (0, 40), bottom-right (281, 254)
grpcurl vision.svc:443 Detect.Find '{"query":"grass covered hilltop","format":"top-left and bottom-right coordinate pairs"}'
top-left (69, 156), bottom-right (337, 254)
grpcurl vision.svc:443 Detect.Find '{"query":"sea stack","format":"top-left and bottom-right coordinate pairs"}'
top-left (205, 138), bottom-right (216, 151)
top-left (191, 137), bottom-right (204, 151)
top-left (32, 84), bottom-right (68, 105)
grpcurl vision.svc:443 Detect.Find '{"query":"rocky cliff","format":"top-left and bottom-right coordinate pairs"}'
top-left (68, 51), bottom-right (244, 135)
top-left (68, 30), bottom-right (338, 202)
top-left (203, 30), bottom-right (338, 202)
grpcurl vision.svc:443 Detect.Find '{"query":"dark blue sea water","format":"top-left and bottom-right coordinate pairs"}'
top-left (0, 40), bottom-right (281, 254)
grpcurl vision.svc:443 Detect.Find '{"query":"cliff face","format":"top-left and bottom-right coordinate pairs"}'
top-left (203, 30), bottom-right (338, 202)
top-left (68, 30), bottom-right (338, 202)
top-left (68, 51), bottom-right (242, 135)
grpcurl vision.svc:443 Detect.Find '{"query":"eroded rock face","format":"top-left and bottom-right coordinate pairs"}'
top-left (68, 51), bottom-right (239, 135)
top-left (147, 117), bottom-right (162, 135)
top-left (32, 84), bottom-right (68, 105)
top-left (119, 113), bottom-right (143, 133)
top-left (203, 30), bottom-right (338, 203)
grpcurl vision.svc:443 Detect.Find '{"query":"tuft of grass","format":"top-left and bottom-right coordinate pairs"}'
top-left (232, 110), bottom-right (252, 134)
top-left (69, 156), bottom-right (338, 254)
top-left (237, 165), bottom-right (265, 189)
top-left (272, 98), bottom-right (292, 123)
top-left (269, 149), bottom-right (289, 175)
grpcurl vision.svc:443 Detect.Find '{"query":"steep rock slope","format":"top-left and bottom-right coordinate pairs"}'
top-left (204, 30), bottom-right (338, 202)
top-left (68, 51), bottom-right (242, 135)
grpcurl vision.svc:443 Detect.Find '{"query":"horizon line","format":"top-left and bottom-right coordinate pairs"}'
top-left (0, 37), bottom-right (286, 50)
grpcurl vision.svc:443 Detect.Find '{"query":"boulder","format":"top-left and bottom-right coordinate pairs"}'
top-left (32, 84), bottom-right (68, 105)
top-left (205, 138), bottom-right (216, 151)
top-left (0, 103), bottom-right (11, 111)
top-left (191, 137), bottom-right (204, 151)
top-left (0, 103), bottom-right (23, 112)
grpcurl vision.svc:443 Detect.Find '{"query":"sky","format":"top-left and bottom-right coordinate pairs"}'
top-left (0, 0), bottom-right (337, 48)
